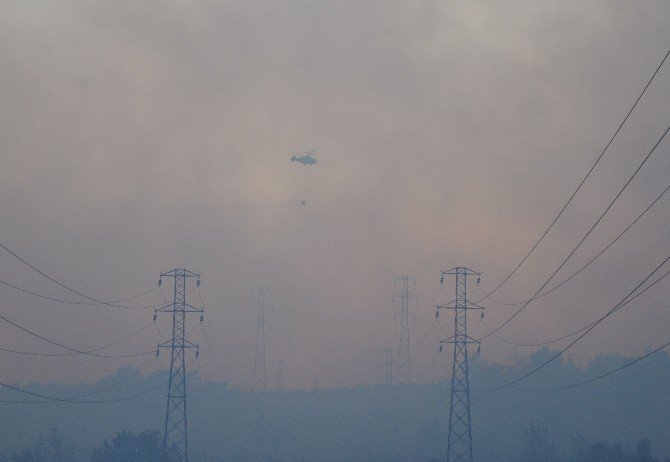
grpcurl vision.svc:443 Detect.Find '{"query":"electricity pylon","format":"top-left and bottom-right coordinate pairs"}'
top-left (252, 287), bottom-right (271, 392)
top-left (271, 361), bottom-right (287, 391)
top-left (437, 267), bottom-right (483, 462)
top-left (381, 347), bottom-right (394, 385)
top-left (394, 275), bottom-right (416, 384)
top-left (156, 269), bottom-right (202, 462)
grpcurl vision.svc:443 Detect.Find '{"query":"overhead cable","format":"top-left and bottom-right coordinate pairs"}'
top-left (477, 49), bottom-right (670, 303)
top-left (480, 124), bottom-right (670, 341)
top-left (484, 183), bottom-right (670, 307)
top-left (476, 256), bottom-right (670, 391)
top-left (0, 310), bottom-right (153, 358)
top-left (0, 241), bottom-right (160, 309)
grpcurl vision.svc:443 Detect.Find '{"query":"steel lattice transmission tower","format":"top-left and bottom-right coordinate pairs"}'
top-left (381, 347), bottom-right (394, 385)
top-left (394, 275), bottom-right (417, 384)
top-left (271, 361), bottom-right (287, 391)
top-left (156, 269), bottom-right (202, 462)
top-left (252, 287), bottom-right (271, 392)
top-left (437, 267), bottom-right (483, 462)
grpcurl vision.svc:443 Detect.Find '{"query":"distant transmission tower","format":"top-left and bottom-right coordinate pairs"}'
top-left (381, 347), bottom-right (394, 385)
top-left (394, 275), bottom-right (416, 384)
top-left (271, 361), bottom-right (287, 391)
top-left (437, 267), bottom-right (483, 462)
top-left (252, 287), bottom-right (271, 392)
top-left (156, 269), bottom-right (202, 462)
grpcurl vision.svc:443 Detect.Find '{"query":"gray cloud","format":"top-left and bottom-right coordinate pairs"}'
top-left (0, 0), bottom-right (669, 389)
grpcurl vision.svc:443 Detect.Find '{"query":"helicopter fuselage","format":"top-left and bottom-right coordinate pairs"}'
top-left (291, 155), bottom-right (317, 166)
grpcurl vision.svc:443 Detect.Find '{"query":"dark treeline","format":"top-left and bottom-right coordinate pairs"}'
top-left (3, 426), bottom-right (667, 462)
top-left (1, 349), bottom-right (669, 461)
top-left (0, 428), bottom-right (177, 462)
top-left (518, 425), bottom-right (669, 462)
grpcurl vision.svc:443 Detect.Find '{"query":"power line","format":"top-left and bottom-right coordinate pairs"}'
top-left (416, 317), bottom-right (438, 350)
top-left (206, 312), bottom-right (253, 385)
top-left (0, 379), bottom-right (164, 404)
top-left (195, 357), bottom-right (210, 382)
top-left (0, 240), bottom-right (161, 309)
top-left (205, 318), bottom-right (228, 354)
top-left (477, 256), bottom-right (670, 391)
top-left (0, 278), bottom-right (161, 309)
top-left (418, 282), bottom-right (443, 321)
top-left (0, 309), bottom-right (154, 358)
top-left (483, 182), bottom-right (670, 307)
top-left (479, 265), bottom-right (668, 347)
top-left (436, 310), bottom-right (451, 339)
top-left (480, 317), bottom-right (591, 348)
top-left (414, 283), bottom-right (456, 350)
top-left (436, 329), bottom-right (670, 393)
top-left (441, 285), bottom-right (456, 305)
top-left (468, 317), bottom-right (485, 338)
top-left (199, 323), bottom-right (226, 378)
top-left (59, 356), bottom-right (160, 401)
top-left (195, 286), bottom-right (229, 375)
top-left (417, 350), bottom-right (443, 381)
top-left (196, 286), bottom-right (206, 310)
top-left (480, 124), bottom-right (670, 341)
top-left (0, 321), bottom-right (155, 357)
top-left (527, 338), bottom-right (670, 392)
top-left (413, 280), bottom-right (449, 351)
top-left (153, 320), bottom-right (166, 343)
top-left (86, 321), bottom-right (155, 354)
top-left (478, 179), bottom-right (668, 348)
top-left (0, 345), bottom-right (148, 358)
top-left (478, 48), bottom-right (670, 303)
top-left (420, 328), bottom-right (670, 393)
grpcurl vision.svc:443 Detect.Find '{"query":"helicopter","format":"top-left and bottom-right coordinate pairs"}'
top-left (290, 149), bottom-right (318, 166)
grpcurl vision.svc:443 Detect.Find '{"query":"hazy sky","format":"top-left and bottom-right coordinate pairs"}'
top-left (0, 0), bottom-right (669, 390)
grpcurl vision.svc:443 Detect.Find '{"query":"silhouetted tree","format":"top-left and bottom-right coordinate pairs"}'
top-left (569, 433), bottom-right (663, 462)
top-left (521, 425), bottom-right (561, 462)
top-left (90, 430), bottom-right (174, 462)
top-left (7, 428), bottom-right (77, 462)
top-left (636, 439), bottom-right (654, 462)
